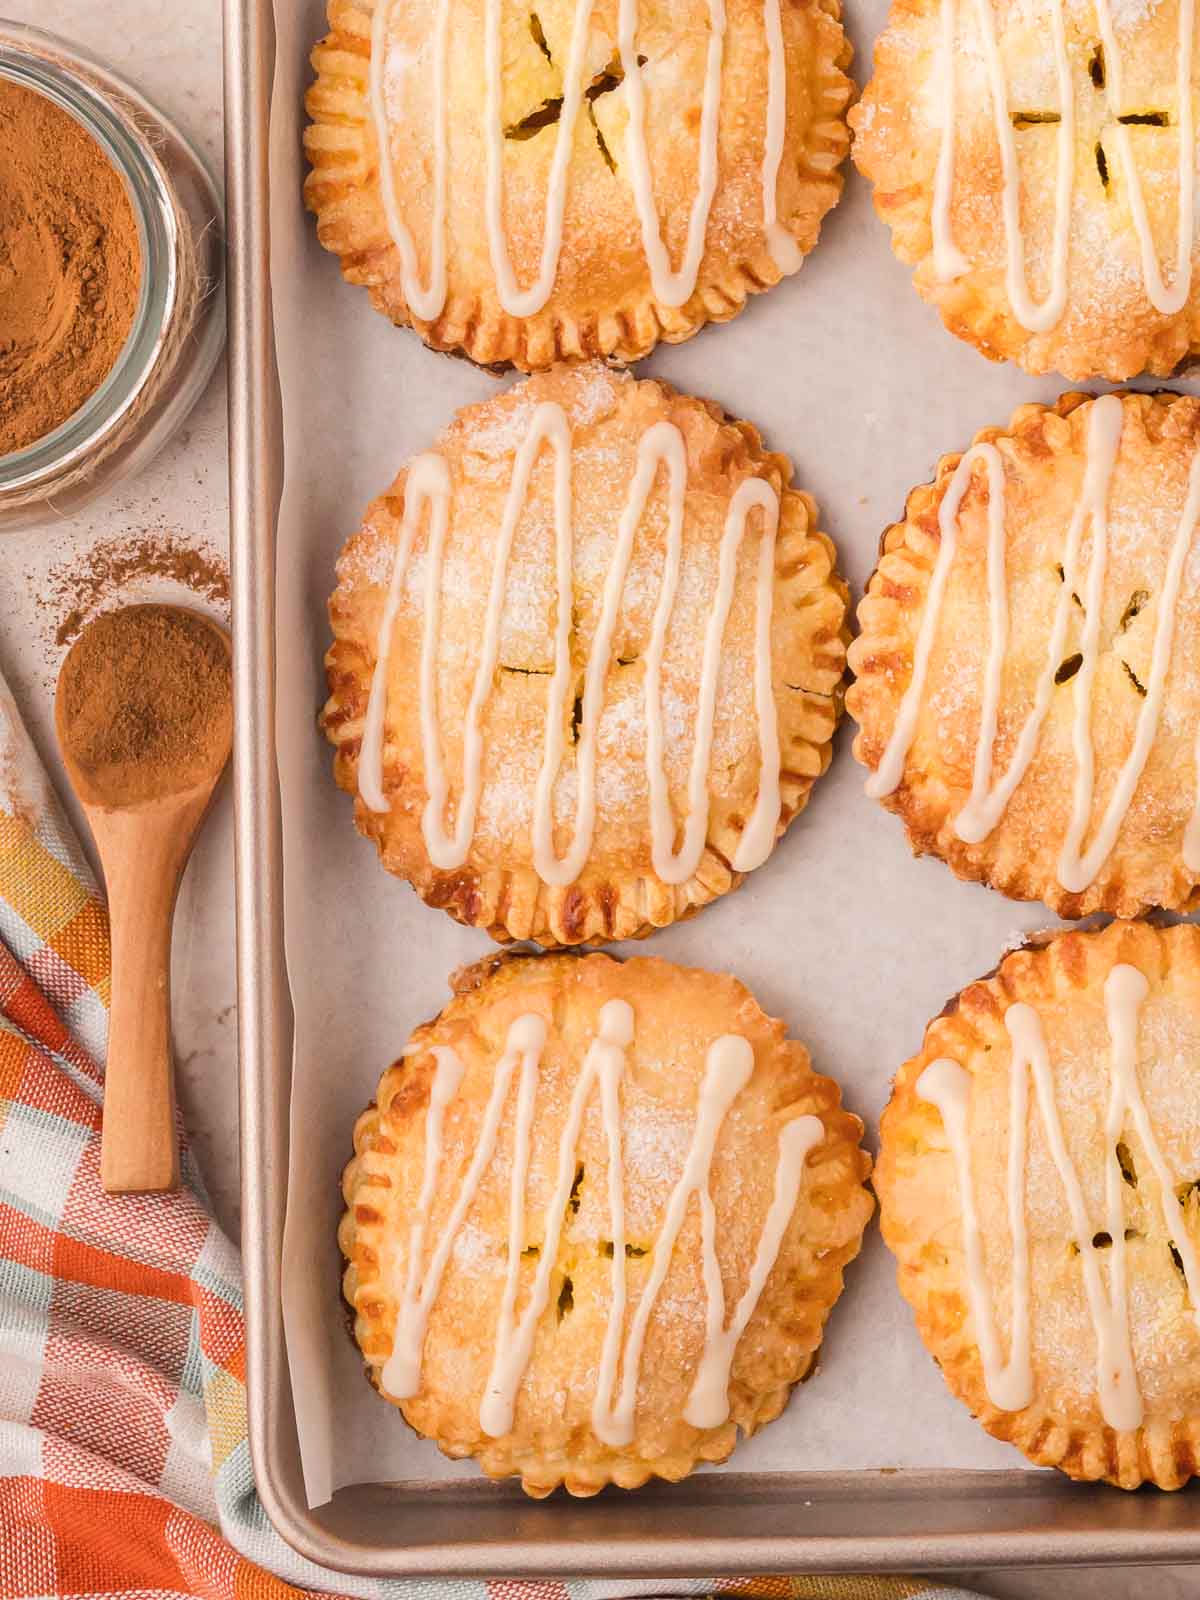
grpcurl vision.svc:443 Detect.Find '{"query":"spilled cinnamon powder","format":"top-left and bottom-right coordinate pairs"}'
top-left (57, 605), bottom-right (232, 807)
top-left (0, 77), bottom-right (142, 457)
top-left (44, 532), bottom-right (230, 647)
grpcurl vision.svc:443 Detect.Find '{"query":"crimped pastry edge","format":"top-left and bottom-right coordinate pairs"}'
top-left (322, 369), bottom-right (850, 946)
top-left (845, 388), bottom-right (1200, 921)
top-left (303, 0), bottom-right (854, 371)
top-left (848, 14), bottom-right (1200, 383)
top-left (339, 949), bottom-right (875, 1497)
top-left (875, 919), bottom-right (1200, 1490)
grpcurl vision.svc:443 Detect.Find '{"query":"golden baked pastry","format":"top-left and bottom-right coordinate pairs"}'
top-left (877, 920), bottom-right (1200, 1490)
top-left (304, 0), bottom-right (852, 370)
top-left (851, 0), bottom-right (1199, 380)
top-left (847, 390), bottom-right (1200, 920)
top-left (322, 363), bottom-right (848, 945)
top-left (340, 951), bottom-right (873, 1497)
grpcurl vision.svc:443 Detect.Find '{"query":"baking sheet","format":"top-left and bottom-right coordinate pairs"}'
top-left (268, 0), bottom-right (1200, 1510)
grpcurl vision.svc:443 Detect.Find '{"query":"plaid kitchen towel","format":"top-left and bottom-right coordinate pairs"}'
top-left (0, 673), bottom-right (986, 1599)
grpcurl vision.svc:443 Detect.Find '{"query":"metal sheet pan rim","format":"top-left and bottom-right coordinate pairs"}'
top-left (225, 0), bottom-right (1200, 1572)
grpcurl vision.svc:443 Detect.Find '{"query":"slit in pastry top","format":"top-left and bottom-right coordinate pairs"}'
top-left (931, 0), bottom-right (1195, 327)
top-left (865, 393), bottom-right (1200, 892)
top-left (369, 0), bottom-right (802, 321)
top-left (917, 962), bottom-right (1200, 1431)
top-left (358, 400), bottom-right (784, 888)
top-left (380, 1000), bottom-right (823, 1439)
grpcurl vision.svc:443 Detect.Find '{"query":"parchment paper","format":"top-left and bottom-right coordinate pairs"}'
top-left (268, 0), bottom-right (1198, 1508)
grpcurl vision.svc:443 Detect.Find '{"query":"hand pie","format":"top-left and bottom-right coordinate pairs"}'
top-left (322, 363), bottom-right (848, 946)
top-left (877, 920), bottom-right (1200, 1490)
top-left (851, 0), bottom-right (1199, 380)
top-left (340, 950), bottom-right (873, 1497)
top-left (848, 390), bottom-right (1200, 919)
top-left (304, 0), bottom-right (853, 370)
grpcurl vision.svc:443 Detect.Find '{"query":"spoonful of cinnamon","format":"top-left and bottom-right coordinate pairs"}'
top-left (56, 604), bottom-right (232, 1193)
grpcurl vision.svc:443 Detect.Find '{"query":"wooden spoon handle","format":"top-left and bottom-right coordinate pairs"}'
top-left (99, 822), bottom-right (184, 1194)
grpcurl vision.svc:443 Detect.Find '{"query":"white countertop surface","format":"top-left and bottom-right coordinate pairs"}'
top-left (2, 1), bottom-right (1197, 1591)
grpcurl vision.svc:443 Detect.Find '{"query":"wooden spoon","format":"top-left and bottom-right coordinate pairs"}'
top-left (55, 604), bottom-right (233, 1194)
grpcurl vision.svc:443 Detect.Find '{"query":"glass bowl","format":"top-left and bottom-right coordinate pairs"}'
top-left (0, 21), bottom-right (225, 528)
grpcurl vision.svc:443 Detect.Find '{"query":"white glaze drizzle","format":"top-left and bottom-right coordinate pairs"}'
top-left (369, 0), bottom-right (802, 321)
top-left (535, 419), bottom-right (676, 889)
top-left (591, 1032), bottom-right (805, 1445)
top-left (916, 1056), bottom-right (1034, 1410)
top-left (864, 432), bottom-right (1010, 803)
top-left (866, 394), bottom-right (1200, 894)
top-left (761, 0), bottom-right (804, 274)
top-left (642, 470), bottom-right (782, 885)
top-left (954, 395), bottom-right (1123, 845)
top-left (591, 1035), bottom-right (752, 1444)
top-left (368, 0), bottom-right (449, 322)
top-left (361, 402), bottom-right (783, 887)
top-left (1057, 417), bottom-right (1200, 892)
top-left (1105, 966), bottom-right (1200, 1337)
top-left (619, 0), bottom-right (727, 306)
top-left (381, 1015), bottom-right (547, 1399)
top-left (481, 998), bottom-right (634, 1436)
top-left (917, 965), bottom-right (1200, 1430)
top-left (382, 1006), bottom-right (819, 1440)
top-left (977, 0), bottom-right (1074, 329)
top-left (930, 0), bottom-right (1196, 326)
top-left (684, 1111), bottom-right (822, 1427)
top-left (930, 0), bottom-right (969, 280)
top-left (483, 0), bottom-right (596, 316)
top-left (1007, 998), bottom-right (1141, 1430)
top-left (360, 452), bottom-right (451, 814)
top-left (1093, 0), bottom-right (1195, 316)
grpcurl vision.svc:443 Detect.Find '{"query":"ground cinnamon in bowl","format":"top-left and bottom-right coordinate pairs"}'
top-left (56, 605), bottom-right (232, 808)
top-left (0, 75), bottom-right (142, 457)
top-left (0, 24), bottom-right (225, 525)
